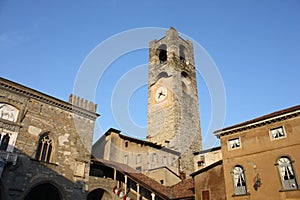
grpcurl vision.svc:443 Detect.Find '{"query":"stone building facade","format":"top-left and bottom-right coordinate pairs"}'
top-left (147, 27), bottom-right (202, 176)
top-left (193, 146), bottom-right (222, 172)
top-left (3, 27), bottom-right (300, 200)
top-left (191, 160), bottom-right (226, 200)
top-left (93, 28), bottom-right (203, 184)
top-left (0, 77), bottom-right (98, 200)
top-left (214, 105), bottom-right (300, 200)
top-left (92, 128), bottom-right (182, 186)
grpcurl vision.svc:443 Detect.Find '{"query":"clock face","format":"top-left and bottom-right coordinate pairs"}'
top-left (155, 86), bottom-right (167, 102)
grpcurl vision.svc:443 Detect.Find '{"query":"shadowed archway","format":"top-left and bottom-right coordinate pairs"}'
top-left (87, 188), bottom-right (112, 200)
top-left (24, 183), bottom-right (62, 200)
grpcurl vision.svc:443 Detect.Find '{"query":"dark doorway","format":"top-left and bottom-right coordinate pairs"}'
top-left (24, 183), bottom-right (61, 200)
top-left (87, 189), bottom-right (104, 200)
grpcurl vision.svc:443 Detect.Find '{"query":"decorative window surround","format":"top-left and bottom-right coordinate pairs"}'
top-left (228, 138), bottom-right (241, 150)
top-left (276, 156), bottom-right (298, 190)
top-left (232, 166), bottom-right (248, 195)
top-left (270, 126), bottom-right (286, 140)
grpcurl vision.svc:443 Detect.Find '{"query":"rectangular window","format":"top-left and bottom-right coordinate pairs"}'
top-left (228, 138), bottom-right (241, 150)
top-left (201, 190), bottom-right (210, 200)
top-left (136, 166), bottom-right (142, 171)
top-left (163, 156), bottom-right (167, 165)
top-left (152, 153), bottom-right (157, 162)
top-left (136, 154), bottom-right (141, 164)
top-left (197, 155), bottom-right (205, 166)
top-left (270, 126), bottom-right (286, 140)
top-left (124, 155), bottom-right (128, 164)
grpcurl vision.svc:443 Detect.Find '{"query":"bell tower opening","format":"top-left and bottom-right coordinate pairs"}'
top-left (179, 44), bottom-right (186, 62)
top-left (157, 44), bottom-right (167, 63)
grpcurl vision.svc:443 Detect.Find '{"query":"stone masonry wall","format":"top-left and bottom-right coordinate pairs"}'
top-left (0, 78), bottom-right (98, 200)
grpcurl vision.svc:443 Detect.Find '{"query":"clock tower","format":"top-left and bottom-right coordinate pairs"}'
top-left (147, 28), bottom-right (202, 175)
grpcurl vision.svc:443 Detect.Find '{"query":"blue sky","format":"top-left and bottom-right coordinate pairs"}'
top-left (1, 1), bottom-right (300, 148)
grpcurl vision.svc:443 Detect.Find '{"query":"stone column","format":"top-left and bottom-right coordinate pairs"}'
top-left (124, 175), bottom-right (128, 192)
top-left (151, 192), bottom-right (155, 200)
top-left (114, 168), bottom-right (118, 187)
top-left (136, 183), bottom-right (140, 199)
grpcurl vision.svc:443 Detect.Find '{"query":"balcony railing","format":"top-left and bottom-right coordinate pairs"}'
top-left (0, 150), bottom-right (17, 165)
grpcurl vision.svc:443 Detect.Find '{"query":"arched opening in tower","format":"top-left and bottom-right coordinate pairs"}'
top-left (158, 44), bottom-right (167, 63)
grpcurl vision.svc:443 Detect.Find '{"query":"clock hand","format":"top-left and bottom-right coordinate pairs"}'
top-left (158, 91), bottom-right (165, 99)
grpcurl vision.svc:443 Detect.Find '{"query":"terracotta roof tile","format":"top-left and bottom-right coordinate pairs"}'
top-left (91, 158), bottom-right (195, 199)
top-left (214, 104), bottom-right (300, 136)
top-left (170, 178), bottom-right (194, 199)
top-left (91, 158), bottom-right (170, 198)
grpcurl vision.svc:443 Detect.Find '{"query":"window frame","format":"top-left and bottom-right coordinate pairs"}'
top-left (276, 156), bottom-right (298, 190)
top-left (201, 189), bottom-right (210, 200)
top-left (152, 153), bottom-right (157, 163)
top-left (227, 137), bottom-right (241, 151)
top-left (124, 155), bottom-right (128, 164)
top-left (136, 154), bottom-right (141, 164)
top-left (162, 156), bottom-right (167, 165)
top-left (269, 126), bottom-right (286, 141)
top-left (232, 165), bottom-right (248, 196)
top-left (35, 132), bottom-right (54, 163)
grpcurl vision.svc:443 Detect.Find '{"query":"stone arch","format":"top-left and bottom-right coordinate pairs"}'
top-left (24, 182), bottom-right (63, 200)
top-left (156, 44), bottom-right (167, 63)
top-left (181, 71), bottom-right (191, 94)
top-left (179, 44), bottom-right (187, 62)
top-left (35, 131), bottom-right (58, 163)
top-left (87, 188), bottom-right (112, 200)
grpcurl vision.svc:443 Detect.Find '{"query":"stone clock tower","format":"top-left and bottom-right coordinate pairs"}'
top-left (147, 28), bottom-right (202, 175)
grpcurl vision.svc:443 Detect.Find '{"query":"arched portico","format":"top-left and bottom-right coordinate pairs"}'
top-left (87, 188), bottom-right (112, 200)
top-left (24, 182), bottom-right (62, 200)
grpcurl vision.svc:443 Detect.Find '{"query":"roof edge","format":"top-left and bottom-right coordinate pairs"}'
top-left (214, 104), bottom-right (300, 138)
top-left (190, 160), bottom-right (223, 177)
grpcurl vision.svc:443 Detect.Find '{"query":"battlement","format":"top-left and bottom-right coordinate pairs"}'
top-left (69, 94), bottom-right (97, 113)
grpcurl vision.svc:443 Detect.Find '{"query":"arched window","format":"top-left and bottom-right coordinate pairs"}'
top-left (35, 132), bottom-right (53, 163)
top-left (0, 133), bottom-right (10, 151)
top-left (181, 72), bottom-right (191, 94)
top-left (179, 44), bottom-right (186, 62)
top-left (277, 156), bottom-right (298, 190)
top-left (157, 44), bottom-right (167, 63)
top-left (232, 166), bottom-right (247, 195)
